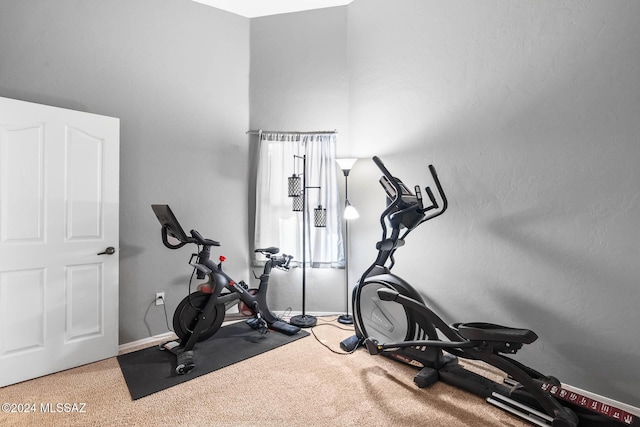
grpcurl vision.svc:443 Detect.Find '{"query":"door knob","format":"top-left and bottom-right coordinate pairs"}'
top-left (98, 247), bottom-right (116, 255)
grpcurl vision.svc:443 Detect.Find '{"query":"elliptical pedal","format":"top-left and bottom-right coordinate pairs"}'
top-left (487, 392), bottom-right (553, 427)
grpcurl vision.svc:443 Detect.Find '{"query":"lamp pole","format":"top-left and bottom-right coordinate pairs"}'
top-left (289, 154), bottom-right (321, 328)
top-left (336, 158), bottom-right (359, 325)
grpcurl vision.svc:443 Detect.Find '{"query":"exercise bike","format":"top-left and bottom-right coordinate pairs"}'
top-left (152, 204), bottom-right (300, 375)
top-left (341, 157), bottom-right (630, 427)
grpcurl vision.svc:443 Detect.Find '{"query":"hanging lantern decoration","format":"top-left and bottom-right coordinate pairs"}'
top-left (292, 195), bottom-right (304, 212)
top-left (314, 205), bottom-right (327, 227)
top-left (288, 174), bottom-right (302, 197)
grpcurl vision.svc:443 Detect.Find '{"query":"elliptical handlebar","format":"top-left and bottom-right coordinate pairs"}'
top-left (372, 156), bottom-right (408, 242)
top-left (419, 164), bottom-right (447, 225)
top-left (373, 156), bottom-right (403, 208)
top-left (372, 156), bottom-right (447, 235)
top-left (363, 156), bottom-right (449, 272)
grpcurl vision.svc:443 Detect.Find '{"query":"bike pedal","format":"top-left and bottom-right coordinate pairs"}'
top-left (246, 317), bottom-right (262, 329)
top-left (246, 317), bottom-right (269, 334)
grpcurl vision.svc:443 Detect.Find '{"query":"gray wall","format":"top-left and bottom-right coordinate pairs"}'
top-left (0, 0), bottom-right (250, 343)
top-left (346, 0), bottom-right (640, 408)
top-left (250, 0), bottom-right (640, 408)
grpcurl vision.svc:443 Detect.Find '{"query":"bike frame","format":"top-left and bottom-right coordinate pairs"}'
top-left (151, 204), bottom-right (299, 374)
top-left (185, 241), bottom-right (289, 347)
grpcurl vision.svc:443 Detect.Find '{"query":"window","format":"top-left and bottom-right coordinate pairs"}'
top-left (254, 132), bottom-right (344, 267)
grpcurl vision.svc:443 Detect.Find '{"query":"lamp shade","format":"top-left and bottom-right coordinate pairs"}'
top-left (335, 158), bottom-right (358, 173)
top-left (344, 202), bottom-right (359, 220)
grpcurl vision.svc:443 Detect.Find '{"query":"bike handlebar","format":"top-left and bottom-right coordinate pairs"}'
top-left (273, 254), bottom-right (293, 270)
top-left (190, 229), bottom-right (221, 247)
top-left (161, 225), bottom-right (189, 249)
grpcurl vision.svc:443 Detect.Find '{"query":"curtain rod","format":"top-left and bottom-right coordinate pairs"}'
top-left (246, 129), bottom-right (337, 135)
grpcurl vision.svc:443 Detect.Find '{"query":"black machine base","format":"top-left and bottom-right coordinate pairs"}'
top-left (290, 314), bottom-right (317, 328)
top-left (427, 363), bottom-right (623, 427)
top-left (159, 340), bottom-right (195, 375)
top-left (267, 319), bottom-right (301, 335)
top-left (340, 335), bottom-right (361, 352)
top-left (337, 314), bottom-right (354, 325)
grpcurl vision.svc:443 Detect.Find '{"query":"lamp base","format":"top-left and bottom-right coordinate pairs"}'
top-left (337, 314), bottom-right (353, 325)
top-left (290, 314), bottom-right (317, 328)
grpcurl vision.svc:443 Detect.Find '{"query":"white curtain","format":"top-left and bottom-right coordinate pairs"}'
top-left (254, 132), bottom-right (344, 268)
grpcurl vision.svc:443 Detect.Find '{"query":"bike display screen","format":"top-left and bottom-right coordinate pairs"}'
top-left (152, 204), bottom-right (190, 243)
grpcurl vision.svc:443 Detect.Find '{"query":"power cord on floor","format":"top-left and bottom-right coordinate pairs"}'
top-left (277, 307), bottom-right (293, 322)
top-left (309, 315), bottom-right (360, 355)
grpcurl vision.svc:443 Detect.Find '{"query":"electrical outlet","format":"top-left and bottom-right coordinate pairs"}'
top-left (155, 292), bottom-right (165, 306)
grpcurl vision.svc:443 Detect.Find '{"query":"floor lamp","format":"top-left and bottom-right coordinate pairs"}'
top-left (336, 158), bottom-right (359, 325)
top-left (288, 154), bottom-right (326, 328)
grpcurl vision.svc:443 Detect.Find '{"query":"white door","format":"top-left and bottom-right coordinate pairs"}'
top-left (0, 97), bottom-right (119, 386)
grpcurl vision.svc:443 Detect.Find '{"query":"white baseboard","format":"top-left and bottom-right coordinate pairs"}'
top-left (118, 331), bottom-right (175, 355)
top-left (276, 311), bottom-right (346, 320)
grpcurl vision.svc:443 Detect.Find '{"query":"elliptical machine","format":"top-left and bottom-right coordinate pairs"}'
top-left (341, 157), bottom-right (629, 427)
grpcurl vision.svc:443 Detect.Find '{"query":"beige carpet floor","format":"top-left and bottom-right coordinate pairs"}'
top-left (0, 317), bottom-right (529, 427)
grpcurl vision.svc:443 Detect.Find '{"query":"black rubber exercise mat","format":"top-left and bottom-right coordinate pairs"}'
top-left (117, 321), bottom-right (308, 400)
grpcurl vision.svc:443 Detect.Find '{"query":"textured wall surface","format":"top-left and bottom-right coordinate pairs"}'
top-left (248, 0), bottom-right (640, 406)
top-left (345, 0), bottom-right (640, 407)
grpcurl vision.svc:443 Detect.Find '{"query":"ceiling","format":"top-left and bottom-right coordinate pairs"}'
top-left (192, 0), bottom-right (354, 18)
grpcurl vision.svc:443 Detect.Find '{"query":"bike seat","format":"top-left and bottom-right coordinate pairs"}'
top-left (455, 322), bottom-right (538, 344)
top-left (255, 247), bottom-right (279, 255)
